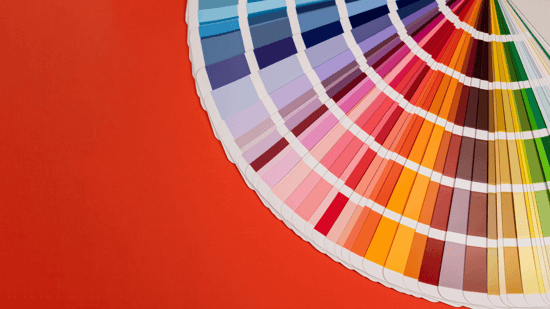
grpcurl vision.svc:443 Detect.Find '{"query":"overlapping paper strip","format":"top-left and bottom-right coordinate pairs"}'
top-left (187, 0), bottom-right (550, 307)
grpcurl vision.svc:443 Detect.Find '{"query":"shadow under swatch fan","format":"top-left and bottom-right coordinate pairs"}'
top-left (186, 0), bottom-right (550, 307)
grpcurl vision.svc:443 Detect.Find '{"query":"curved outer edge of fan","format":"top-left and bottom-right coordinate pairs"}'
top-left (183, 0), bottom-right (542, 308)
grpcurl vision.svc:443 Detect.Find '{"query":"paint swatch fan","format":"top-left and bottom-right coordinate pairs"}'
top-left (187, 0), bottom-right (550, 307)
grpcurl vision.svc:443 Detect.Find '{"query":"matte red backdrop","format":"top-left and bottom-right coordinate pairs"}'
top-left (0, 1), bottom-right (453, 308)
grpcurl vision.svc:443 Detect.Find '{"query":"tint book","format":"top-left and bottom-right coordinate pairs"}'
top-left (187, 0), bottom-right (550, 307)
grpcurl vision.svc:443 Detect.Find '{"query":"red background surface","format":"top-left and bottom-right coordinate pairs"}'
top-left (0, 1), bottom-right (452, 308)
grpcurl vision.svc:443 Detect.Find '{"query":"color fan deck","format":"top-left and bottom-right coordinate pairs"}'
top-left (187, 0), bottom-right (550, 307)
